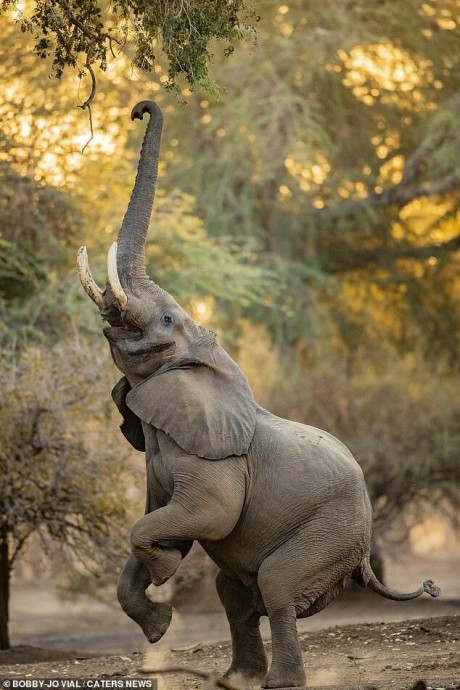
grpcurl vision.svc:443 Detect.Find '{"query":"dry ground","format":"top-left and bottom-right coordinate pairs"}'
top-left (1, 615), bottom-right (459, 690)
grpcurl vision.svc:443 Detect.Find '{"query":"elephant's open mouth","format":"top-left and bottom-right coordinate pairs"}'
top-left (103, 326), bottom-right (143, 343)
top-left (131, 341), bottom-right (175, 358)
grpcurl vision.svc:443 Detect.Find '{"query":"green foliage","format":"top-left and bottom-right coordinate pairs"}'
top-left (2, 0), bottom-right (257, 96)
top-left (128, 0), bottom-right (255, 93)
top-left (0, 164), bottom-right (80, 302)
top-left (148, 191), bottom-right (278, 307)
top-left (0, 239), bottom-right (44, 300)
top-left (161, 0), bottom-right (460, 358)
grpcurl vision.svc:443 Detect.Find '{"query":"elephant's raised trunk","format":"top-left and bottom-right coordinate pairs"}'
top-left (116, 101), bottom-right (163, 285)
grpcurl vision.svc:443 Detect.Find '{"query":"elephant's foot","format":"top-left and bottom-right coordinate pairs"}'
top-left (132, 543), bottom-right (182, 586)
top-left (224, 664), bottom-right (267, 687)
top-left (117, 555), bottom-right (176, 644)
top-left (141, 601), bottom-right (173, 644)
top-left (223, 649), bottom-right (267, 684)
top-left (262, 666), bottom-right (306, 689)
top-left (119, 595), bottom-right (173, 644)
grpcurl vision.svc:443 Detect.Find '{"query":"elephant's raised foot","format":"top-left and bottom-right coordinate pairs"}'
top-left (139, 601), bottom-right (173, 644)
top-left (119, 593), bottom-right (173, 644)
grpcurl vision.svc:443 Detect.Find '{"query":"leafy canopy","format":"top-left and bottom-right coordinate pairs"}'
top-left (160, 0), bottom-right (460, 360)
top-left (2, 0), bottom-right (257, 97)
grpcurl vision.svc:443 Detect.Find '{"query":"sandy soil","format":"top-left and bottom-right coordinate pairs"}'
top-left (4, 548), bottom-right (459, 688)
top-left (1, 615), bottom-right (459, 689)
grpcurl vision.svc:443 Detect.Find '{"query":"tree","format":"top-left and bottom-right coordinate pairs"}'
top-left (1, 0), bottom-right (257, 101)
top-left (0, 163), bottom-right (80, 301)
top-left (0, 10), bottom-right (274, 347)
top-left (159, 0), bottom-right (460, 359)
top-left (2, 2), bottom-right (459, 358)
top-left (0, 343), bottom-right (132, 649)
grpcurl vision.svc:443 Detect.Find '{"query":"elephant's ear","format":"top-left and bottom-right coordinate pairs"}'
top-left (111, 377), bottom-right (146, 452)
top-left (126, 347), bottom-right (256, 459)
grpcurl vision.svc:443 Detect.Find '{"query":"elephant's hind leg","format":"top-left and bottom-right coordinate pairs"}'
top-left (258, 546), bottom-right (306, 689)
top-left (257, 513), bottom-right (366, 689)
top-left (216, 571), bottom-right (268, 683)
top-left (262, 604), bottom-right (305, 689)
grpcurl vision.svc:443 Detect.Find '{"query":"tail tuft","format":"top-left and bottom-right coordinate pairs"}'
top-left (423, 579), bottom-right (441, 598)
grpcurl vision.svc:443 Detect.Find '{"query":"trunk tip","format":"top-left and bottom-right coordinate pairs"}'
top-left (131, 100), bottom-right (163, 123)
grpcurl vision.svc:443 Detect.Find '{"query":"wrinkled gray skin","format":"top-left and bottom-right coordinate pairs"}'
top-left (79, 102), bottom-right (441, 690)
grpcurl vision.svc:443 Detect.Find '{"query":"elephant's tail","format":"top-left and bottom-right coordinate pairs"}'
top-left (353, 558), bottom-right (441, 601)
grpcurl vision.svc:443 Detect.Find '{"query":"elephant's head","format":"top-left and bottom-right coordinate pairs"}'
top-left (77, 101), bottom-right (206, 383)
top-left (77, 101), bottom-right (257, 459)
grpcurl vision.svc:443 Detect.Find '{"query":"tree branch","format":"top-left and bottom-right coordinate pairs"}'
top-left (320, 234), bottom-right (460, 274)
top-left (319, 128), bottom-right (459, 224)
top-left (53, 0), bottom-right (122, 150)
top-left (9, 530), bottom-right (33, 567)
top-left (78, 51), bottom-right (96, 153)
top-left (372, 172), bottom-right (460, 209)
top-left (54, 0), bottom-right (120, 46)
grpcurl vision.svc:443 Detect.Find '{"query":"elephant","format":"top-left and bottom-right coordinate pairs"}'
top-left (77, 101), bottom-right (441, 690)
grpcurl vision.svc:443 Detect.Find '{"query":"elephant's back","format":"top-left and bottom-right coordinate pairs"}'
top-left (249, 406), bottom-right (361, 480)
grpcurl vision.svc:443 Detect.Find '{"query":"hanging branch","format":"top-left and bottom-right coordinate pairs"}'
top-left (78, 51), bottom-right (96, 153)
top-left (52, 0), bottom-right (123, 150)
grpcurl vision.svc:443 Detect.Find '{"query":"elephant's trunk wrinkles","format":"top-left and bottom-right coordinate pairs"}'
top-left (117, 101), bottom-right (163, 285)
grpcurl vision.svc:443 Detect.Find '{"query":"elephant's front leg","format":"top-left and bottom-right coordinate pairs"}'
top-left (118, 543), bottom-right (192, 643)
top-left (130, 460), bottom-right (246, 583)
top-left (117, 554), bottom-right (171, 643)
top-left (140, 541), bottom-right (183, 586)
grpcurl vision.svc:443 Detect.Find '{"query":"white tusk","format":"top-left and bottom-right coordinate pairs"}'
top-left (77, 246), bottom-right (104, 308)
top-left (107, 242), bottom-right (128, 310)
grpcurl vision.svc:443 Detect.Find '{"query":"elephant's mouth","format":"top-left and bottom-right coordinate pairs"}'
top-left (130, 341), bottom-right (175, 358)
top-left (103, 326), bottom-right (175, 361)
top-left (103, 326), bottom-right (143, 343)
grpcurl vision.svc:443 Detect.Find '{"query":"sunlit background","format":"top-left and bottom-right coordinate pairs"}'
top-left (0, 0), bottom-right (459, 658)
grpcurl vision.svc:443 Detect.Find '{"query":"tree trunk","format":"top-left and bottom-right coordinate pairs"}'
top-left (0, 524), bottom-right (10, 650)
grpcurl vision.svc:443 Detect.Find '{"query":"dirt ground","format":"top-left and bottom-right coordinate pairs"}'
top-left (4, 546), bottom-right (459, 688)
top-left (1, 615), bottom-right (459, 690)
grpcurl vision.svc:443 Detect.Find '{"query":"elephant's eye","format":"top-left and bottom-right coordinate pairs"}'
top-left (163, 312), bottom-right (173, 326)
